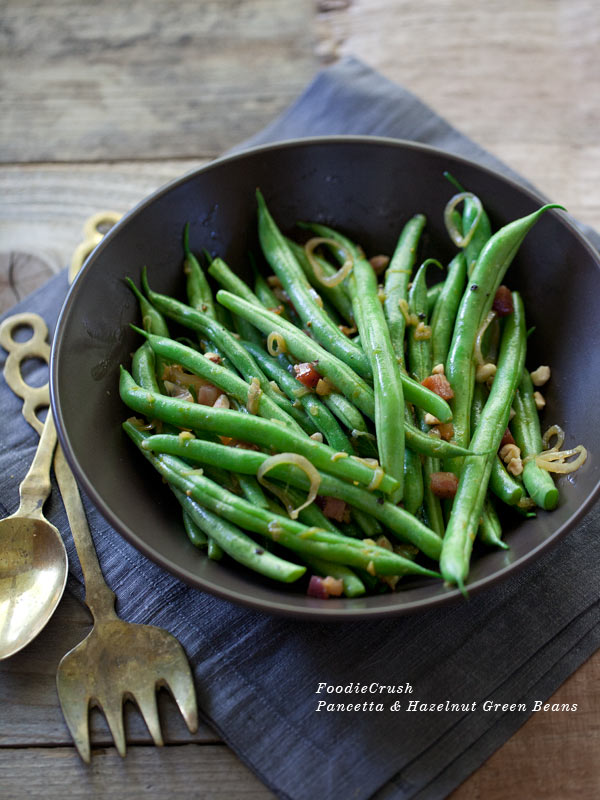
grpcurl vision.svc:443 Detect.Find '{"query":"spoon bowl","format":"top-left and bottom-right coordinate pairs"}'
top-left (0, 515), bottom-right (68, 659)
top-left (0, 313), bottom-right (68, 659)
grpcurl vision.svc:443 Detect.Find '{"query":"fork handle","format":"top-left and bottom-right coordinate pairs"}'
top-left (54, 444), bottom-right (117, 621)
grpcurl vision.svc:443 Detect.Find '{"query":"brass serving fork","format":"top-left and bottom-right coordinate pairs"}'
top-left (4, 214), bottom-right (199, 761)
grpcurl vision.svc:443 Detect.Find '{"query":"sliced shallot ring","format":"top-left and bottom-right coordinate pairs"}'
top-left (267, 331), bottom-right (287, 355)
top-left (535, 445), bottom-right (587, 473)
top-left (542, 424), bottom-right (565, 452)
top-left (474, 310), bottom-right (497, 366)
top-left (444, 192), bottom-right (483, 248)
top-left (257, 453), bottom-right (321, 520)
top-left (304, 237), bottom-right (354, 287)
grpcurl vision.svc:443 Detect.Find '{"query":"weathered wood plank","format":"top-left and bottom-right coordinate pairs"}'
top-left (0, 0), bottom-right (318, 162)
top-left (0, 744), bottom-right (276, 800)
top-left (0, 593), bottom-right (217, 747)
top-left (0, 160), bottom-right (204, 282)
top-left (316, 0), bottom-right (600, 232)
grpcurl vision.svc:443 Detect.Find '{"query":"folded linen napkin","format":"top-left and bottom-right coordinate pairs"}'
top-left (1, 57), bottom-right (598, 800)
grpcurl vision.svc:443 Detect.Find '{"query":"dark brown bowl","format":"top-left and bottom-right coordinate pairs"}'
top-left (50, 136), bottom-right (600, 619)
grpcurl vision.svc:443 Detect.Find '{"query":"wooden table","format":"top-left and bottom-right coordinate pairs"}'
top-left (1, 1), bottom-right (598, 797)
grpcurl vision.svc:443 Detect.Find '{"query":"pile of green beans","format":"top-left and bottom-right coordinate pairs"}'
top-left (119, 185), bottom-right (583, 599)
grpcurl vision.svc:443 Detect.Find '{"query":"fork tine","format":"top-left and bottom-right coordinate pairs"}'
top-left (161, 665), bottom-right (199, 734)
top-left (131, 687), bottom-right (163, 746)
top-left (101, 693), bottom-right (127, 757)
top-left (57, 690), bottom-right (92, 764)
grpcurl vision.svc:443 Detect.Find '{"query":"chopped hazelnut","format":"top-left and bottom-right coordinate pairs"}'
top-left (533, 391), bottom-right (546, 410)
top-left (507, 457), bottom-right (524, 476)
top-left (432, 363), bottom-right (445, 375)
top-left (476, 363), bottom-right (497, 382)
top-left (530, 365), bottom-right (551, 386)
top-left (424, 412), bottom-right (441, 426)
top-left (213, 394), bottom-right (230, 410)
top-left (500, 443), bottom-right (520, 463)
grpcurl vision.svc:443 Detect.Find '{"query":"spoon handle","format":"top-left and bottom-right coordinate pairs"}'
top-left (53, 444), bottom-right (117, 622)
top-left (16, 407), bottom-right (57, 519)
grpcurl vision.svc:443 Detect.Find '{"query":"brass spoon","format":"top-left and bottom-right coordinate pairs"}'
top-left (0, 315), bottom-right (68, 659)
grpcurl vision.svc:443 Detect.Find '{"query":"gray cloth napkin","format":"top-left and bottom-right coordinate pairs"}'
top-left (1, 57), bottom-right (598, 800)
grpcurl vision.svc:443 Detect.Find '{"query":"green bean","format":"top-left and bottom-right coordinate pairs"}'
top-left (300, 556), bottom-right (366, 597)
top-left (488, 462), bottom-right (524, 507)
top-left (322, 392), bottom-right (368, 432)
top-left (124, 420), bottom-right (439, 577)
top-left (430, 253), bottom-right (467, 367)
top-left (407, 259), bottom-right (441, 377)
top-left (216, 289), bottom-right (377, 419)
top-left (127, 277), bottom-right (171, 386)
top-left (463, 200), bottom-right (492, 278)
top-left (141, 432), bottom-right (443, 559)
top-left (445, 203), bottom-right (563, 451)
top-left (405, 424), bottom-right (473, 459)
top-left (253, 269), bottom-right (301, 325)
top-left (402, 447), bottom-right (424, 517)
top-left (471, 382), bottom-right (524, 507)
top-left (321, 395), bottom-right (378, 459)
top-left (207, 256), bottom-right (260, 305)
top-left (256, 190), bottom-right (370, 378)
top-left (236, 473), bottom-right (270, 509)
top-left (478, 495), bottom-right (507, 550)
top-left (231, 311), bottom-right (264, 348)
top-left (290, 225), bottom-right (454, 422)
top-left (511, 368), bottom-right (559, 510)
top-left (349, 508), bottom-right (381, 539)
top-left (214, 302), bottom-right (234, 330)
top-left (253, 272), bottom-right (277, 305)
top-left (141, 269), bottom-right (311, 428)
top-left (280, 486), bottom-right (342, 534)
top-left (422, 471), bottom-right (445, 539)
top-left (183, 223), bottom-right (216, 318)
top-left (120, 368), bottom-right (400, 496)
top-left (441, 292), bottom-right (526, 590)
top-left (384, 214), bottom-right (426, 364)
top-left (427, 283), bottom-right (443, 316)
top-left (346, 236), bottom-right (406, 502)
top-left (286, 237), bottom-right (355, 325)
top-left (172, 487), bottom-right (305, 582)
top-left (135, 328), bottom-right (307, 434)
top-left (132, 343), bottom-right (161, 394)
top-left (443, 173), bottom-right (492, 276)
top-left (207, 537), bottom-right (224, 561)
top-left (182, 509), bottom-right (208, 547)
top-left (126, 277), bottom-right (170, 338)
top-left (241, 341), bottom-right (354, 454)
top-left (402, 374), bottom-right (453, 423)
top-left (204, 256), bottom-right (264, 345)
top-left (407, 258), bottom-right (445, 533)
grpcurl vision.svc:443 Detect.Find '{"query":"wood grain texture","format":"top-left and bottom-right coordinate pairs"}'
top-left (0, 744), bottom-right (275, 800)
top-left (0, 0), bottom-right (318, 162)
top-left (0, 160), bottom-right (204, 282)
top-left (316, 0), bottom-right (600, 231)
